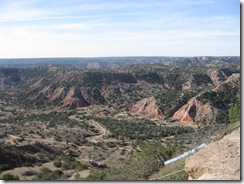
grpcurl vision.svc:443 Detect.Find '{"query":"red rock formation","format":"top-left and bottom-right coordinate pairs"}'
top-left (61, 87), bottom-right (89, 109)
top-left (173, 98), bottom-right (200, 123)
top-left (173, 98), bottom-right (218, 124)
top-left (174, 74), bottom-right (239, 124)
top-left (48, 87), bottom-right (66, 101)
top-left (130, 96), bottom-right (164, 120)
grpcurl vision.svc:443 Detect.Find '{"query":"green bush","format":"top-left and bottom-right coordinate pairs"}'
top-left (53, 161), bottom-right (62, 168)
top-left (85, 171), bottom-right (107, 180)
top-left (228, 103), bottom-right (240, 123)
top-left (60, 156), bottom-right (88, 171)
top-left (35, 162), bottom-right (42, 167)
top-left (2, 173), bottom-right (20, 180)
top-left (0, 164), bottom-right (12, 172)
top-left (35, 168), bottom-right (64, 180)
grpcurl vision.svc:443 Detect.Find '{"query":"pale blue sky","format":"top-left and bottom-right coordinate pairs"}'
top-left (0, 0), bottom-right (240, 58)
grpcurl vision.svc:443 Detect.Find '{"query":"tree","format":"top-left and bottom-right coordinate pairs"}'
top-left (228, 93), bottom-right (240, 123)
top-left (228, 103), bottom-right (240, 123)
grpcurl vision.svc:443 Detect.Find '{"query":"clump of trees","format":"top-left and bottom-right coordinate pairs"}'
top-left (93, 117), bottom-right (194, 140)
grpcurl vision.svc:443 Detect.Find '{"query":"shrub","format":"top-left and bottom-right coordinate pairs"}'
top-left (35, 162), bottom-right (42, 167)
top-left (59, 156), bottom-right (88, 171)
top-left (22, 169), bottom-right (38, 176)
top-left (53, 161), bottom-right (62, 168)
top-left (85, 171), bottom-right (107, 180)
top-left (23, 162), bottom-right (32, 167)
top-left (35, 168), bottom-right (64, 180)
top-left (52, 170), bottom-right (64, 178)
top-left (2, 174), bottom-right (20, 180)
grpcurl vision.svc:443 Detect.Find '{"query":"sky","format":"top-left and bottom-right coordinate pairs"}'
top-left (0, 0), bottom-right (240, 58)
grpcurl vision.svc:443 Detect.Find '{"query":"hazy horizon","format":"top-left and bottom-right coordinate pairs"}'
top-left (0, 55), bottom-right (240, 60)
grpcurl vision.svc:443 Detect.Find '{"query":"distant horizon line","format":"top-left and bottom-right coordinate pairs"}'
top-left (0, 55), bottom-right (240, 60)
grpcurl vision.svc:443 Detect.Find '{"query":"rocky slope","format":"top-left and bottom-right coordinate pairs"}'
top-left (185, 127), bottom-right (240, 180)
top-left (61, 87), bottom-right (89, 109)
top-left (208, 69), bottom-right (229, 86)
top-left (130, 96), bottom-right (164, 120)
top-left (172, 98), bottom-right (218, 124)
top-left (212, 73), bottom-right (240, 93)
top-left (173, 73), bottom-right (240, 124)
top-left (0, 64), bottom-right (240, 114)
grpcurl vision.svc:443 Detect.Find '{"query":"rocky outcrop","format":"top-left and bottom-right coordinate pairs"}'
top-left (208, 70), bottom-right (228, 86)
top-left (173, 74), bottom-right (240, 124)
top-left (48, 87), bottom-right (66, 101)
top-left (61, 87), bottom-right (89, 109)
top-left (130, 96), bottom-right (164, 119)
top-left (182, 74), bottom-right (213, 90)
top-left (208, 68), bottom-right (240, 86)
top-left (86, 62), bottom-right (101, 69)
top-left (182, 80), bottom-right (192, 90)
top-left (212, 73), bottom-right (240, 93)
top-left (185, 128), bottom-right (240, 180)
top-left (172, 98), bottom-right (218, 124)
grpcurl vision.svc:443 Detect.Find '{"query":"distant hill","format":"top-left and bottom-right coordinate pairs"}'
top-left (0, 56), bottom-right (240, 68)
top-left (0, 61), bottom-right (240, 124)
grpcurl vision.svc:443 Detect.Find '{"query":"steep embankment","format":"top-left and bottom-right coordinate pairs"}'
top-left (61, 87), bottom-right (89, 109)
top-left (185, 127), bottom-right (240, 180)
top-left (130, 96), bottom-right (164, 120)
top-left (172, 98), bottom-right (218, 124)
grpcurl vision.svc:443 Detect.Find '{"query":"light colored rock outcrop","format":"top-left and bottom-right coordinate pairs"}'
top-left (208, 70), bottom-right (228, 86)
top-left (130, 96), bottom-right (164, 120)
top-left (185, 128), bottom-right (240, 180)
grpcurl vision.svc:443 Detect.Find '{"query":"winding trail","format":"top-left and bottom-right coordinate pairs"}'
top-left (86, 120), bottom-right (107, 143)
top-left (68, 115), bottom-right (117, 143)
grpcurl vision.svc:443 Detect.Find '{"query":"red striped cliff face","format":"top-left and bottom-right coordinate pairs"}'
top-left (172, 98), bottom-right (218, 124)
top-left (130, 96), bottom-right (164, 120)
top-left (61, 87), bottom-right (89, 109)
top-left (173, 98), bottom-right (200, 123)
